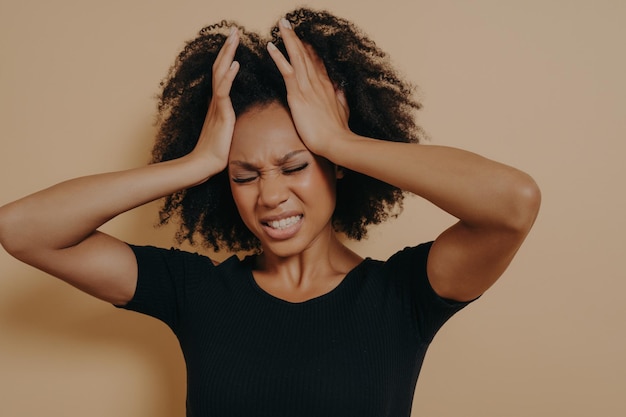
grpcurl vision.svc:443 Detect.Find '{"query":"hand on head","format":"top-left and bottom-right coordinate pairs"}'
top-left (266, 18), bottom-right (351, 157)
top-left (194, 17), bottom-right (351, 172)
top-left (191, 27), bottom-right (241, 173)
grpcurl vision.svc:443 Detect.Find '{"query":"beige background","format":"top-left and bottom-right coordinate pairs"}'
top-left (1, 0), bottom-right (624, 416)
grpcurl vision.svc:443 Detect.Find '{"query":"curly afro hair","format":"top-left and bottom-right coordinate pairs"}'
top-left (151, 7), bottom-right (425, 252)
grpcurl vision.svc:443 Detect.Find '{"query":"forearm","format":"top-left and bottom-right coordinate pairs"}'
top-left (329, 134), bottom-right (540, 232)
top-left (0, 154), bottom-right (216, 255)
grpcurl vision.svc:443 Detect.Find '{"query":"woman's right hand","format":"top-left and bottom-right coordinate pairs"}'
top-left (190, 27), bottom-right (240, 174)
top-left (0, 29), bottom-right (242, 306)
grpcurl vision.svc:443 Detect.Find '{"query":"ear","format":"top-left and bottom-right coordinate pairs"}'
top-left (335, 165), bottom-right (345, 179)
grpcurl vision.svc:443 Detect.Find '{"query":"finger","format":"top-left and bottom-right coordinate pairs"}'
top-left (213, 64), bottom-right (239, 102)
top-left (277, 19), bottom-right (306, 66)
top-left (302, 42), bottom-right (332, 85)
top-left (215, 27), bottom-right (239, 64)
top-left (213, 27), bottom-right (240, 81)
top-left (279, 21), bottom-right (335, 92)
top-left (212, 28), bottom-right (240, 98)
top-left (266, 41), bottom-right (293, 75)
top-left (276, 19), bottom-right (318, 88)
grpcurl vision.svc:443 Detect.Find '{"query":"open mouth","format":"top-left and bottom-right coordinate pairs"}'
top-left (264, 215), bottom-right (303, 230)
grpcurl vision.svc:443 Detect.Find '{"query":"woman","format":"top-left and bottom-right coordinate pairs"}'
top-left (0, 8), bottom-right (540, 416)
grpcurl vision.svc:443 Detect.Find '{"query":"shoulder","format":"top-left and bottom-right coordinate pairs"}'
top-left (382, 241), bottom-right (433, 273)
top-left (128, 244), bottom-right (245, 279)
top-left (120, 245), bottom-right (246, 311)
top-left (376, 242), bottom-right (475, 307)
top-left (357, 242), bottom-right (471, 341)
top-left (350, 242), bottom-right (433, 292)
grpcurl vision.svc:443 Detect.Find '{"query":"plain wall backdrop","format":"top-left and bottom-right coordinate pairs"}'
top-left (1, 0), bottom-right (624, 416)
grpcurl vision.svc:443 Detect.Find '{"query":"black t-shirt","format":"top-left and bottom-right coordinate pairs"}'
top-left (117, 241), bottom-right (472, 417)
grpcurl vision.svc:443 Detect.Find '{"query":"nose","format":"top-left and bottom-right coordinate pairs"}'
top-left (257, 173), bottom-right (289, 208)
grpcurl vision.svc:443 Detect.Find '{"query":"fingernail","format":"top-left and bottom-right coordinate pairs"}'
top-left (280, 18), bottom-right (292, 29)
top-left (267, 41), bottom-right (277, 51)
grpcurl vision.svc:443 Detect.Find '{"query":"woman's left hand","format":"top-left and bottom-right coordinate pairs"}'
top-left (267, 18), bottom-right (351, 158)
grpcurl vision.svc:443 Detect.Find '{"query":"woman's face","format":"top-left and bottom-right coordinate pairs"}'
top-left (228, 102), bottom-right (339, 257)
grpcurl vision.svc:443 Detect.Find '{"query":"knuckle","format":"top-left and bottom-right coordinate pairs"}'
top-left (282, 68), bottom-right (296, 80)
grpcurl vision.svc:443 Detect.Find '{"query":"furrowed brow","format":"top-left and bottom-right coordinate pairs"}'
top-left (229, 149), bottom-right (308, 169)
top-left (275, 149), bottom-right (308, 165)
top-left (229, 160), bottom-right (259, 170)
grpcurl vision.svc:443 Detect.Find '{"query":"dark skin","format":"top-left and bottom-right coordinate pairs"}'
top-left (0, 20), bottom-right (540, 306)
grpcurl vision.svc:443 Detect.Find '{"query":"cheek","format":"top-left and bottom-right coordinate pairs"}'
top-left (298, 167), bottom-right (337, 203)
top-left (230, 184), bottom-right (255, 219)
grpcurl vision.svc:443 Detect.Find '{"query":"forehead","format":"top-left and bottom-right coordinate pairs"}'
top-left (229, 102), bottom-right (307, 162)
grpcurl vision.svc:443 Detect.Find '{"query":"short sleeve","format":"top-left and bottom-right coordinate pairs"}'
top-left (384, 241), bottom-right (475, 343)
top-left (114, 244), bottom-right (216, 331)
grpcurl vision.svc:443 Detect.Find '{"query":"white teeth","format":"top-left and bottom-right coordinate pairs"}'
top-left (268, 215), bottom-right (301, 230)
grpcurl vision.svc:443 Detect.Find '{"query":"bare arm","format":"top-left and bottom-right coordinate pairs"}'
top-left (0, 158), bottom-right (215, 304)
top-left (326, 139), bottom-right (541, 302)
top-left (269, 19), bottom-right (541, 302)
top-left (0, 28), bottom-right (241, 305)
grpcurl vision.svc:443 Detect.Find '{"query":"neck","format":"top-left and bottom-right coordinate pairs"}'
top-left (255, 231), bottom-right (362, 289)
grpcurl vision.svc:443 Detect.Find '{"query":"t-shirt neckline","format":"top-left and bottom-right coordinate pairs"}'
top-left (242, 255), bottom-right (373, 306)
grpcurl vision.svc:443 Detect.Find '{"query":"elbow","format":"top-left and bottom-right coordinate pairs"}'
top-left (0, 203), bottom-right (28, 257)
top-left (0, 205), bottom-right (12, 250)
top-left (507, 173), bottom-right (541, 235)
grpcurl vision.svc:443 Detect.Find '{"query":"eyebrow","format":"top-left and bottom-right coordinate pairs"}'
top-left (229, 149), bottom-right (309, 170)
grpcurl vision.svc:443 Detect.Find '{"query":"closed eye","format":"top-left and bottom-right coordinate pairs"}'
top-left (231, 175), bottom-right (258, 184)
top-left (283, 163), bottom-right (308, 175)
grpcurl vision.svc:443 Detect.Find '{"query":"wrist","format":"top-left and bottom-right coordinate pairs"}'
top-left (176, 152), bottom-right (226, 187)
top-left (322, 131), bottom-right (364, 165)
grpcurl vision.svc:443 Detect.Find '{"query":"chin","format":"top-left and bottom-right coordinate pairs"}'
top-left (260, 236), bottom-right (313, 259)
